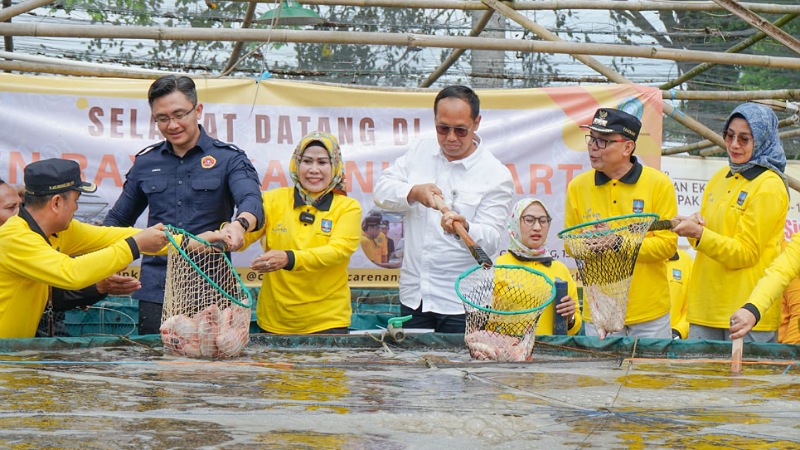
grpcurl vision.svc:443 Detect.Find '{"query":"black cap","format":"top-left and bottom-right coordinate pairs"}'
top-left (24, 158), bottom-right (97, 196)
top-left (581, 108), bottom-right (641, 141)
top-left (363, 215), bottom-right (382, 227)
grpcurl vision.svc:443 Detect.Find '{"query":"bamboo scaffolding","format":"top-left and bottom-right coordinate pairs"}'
top-left (237, 0), bottom-right (800, 15)
top-left (660, 13), bottom-right (798, 91)
top-left (419, 10), bottom-right (495, 88)
top-left (481, 0), bottom-right (729, 153)
top-left (2, 23), bottom-right (800, 70)
top-left (712, 0), bottom-right (800, 56)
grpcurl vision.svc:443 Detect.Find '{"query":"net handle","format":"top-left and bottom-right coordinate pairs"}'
top-left (557, 212), bottom-right (660, 238)
top-left (456, 264), bottom-right (556, 315)
top-left (163, 224), bottom-right (253, 308)
top-left (433, 195), bottom-right (492, 268)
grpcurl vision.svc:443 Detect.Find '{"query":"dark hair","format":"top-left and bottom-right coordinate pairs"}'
top-left (0, 178), bottom-right (5, 186)
top-left (723, 112), bottom-right (746, 135)
top-left (24, 192), bottom-right (69, 209)
top-left (434, 85), bottom-right (480, 120)
top-left (148, 75), bottom-right (197, 107)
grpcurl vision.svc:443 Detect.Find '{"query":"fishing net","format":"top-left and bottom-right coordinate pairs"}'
top-left (161, 226), bottom-right (253, 359)
top-left (557, 213), bottom-right (658, 336)
top-left (456, 264), bottom-right (556, 362)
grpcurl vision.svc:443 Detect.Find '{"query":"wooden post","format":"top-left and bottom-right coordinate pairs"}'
top-left (712, 0), bottom-right (800, 56)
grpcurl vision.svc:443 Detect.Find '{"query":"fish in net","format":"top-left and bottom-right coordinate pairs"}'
top-left (557, 213), bottom-right (659, 338)
top-left (457, 264), bottom-right (556, 362)
top-left (161, 225), bottom-right (253, 358)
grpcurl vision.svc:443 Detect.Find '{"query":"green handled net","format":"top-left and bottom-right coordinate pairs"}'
top-left (456, 265), bottom-right (555, 362)
top-left (557, 213), bottom-right (659, 337)
top-left (161, 225), bottom-right (253, 359)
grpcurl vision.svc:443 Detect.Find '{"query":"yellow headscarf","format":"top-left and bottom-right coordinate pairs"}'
top-left (289, 131), bottom-right (346, 205)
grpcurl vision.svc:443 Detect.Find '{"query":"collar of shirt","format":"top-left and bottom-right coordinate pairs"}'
top-left (439, 133), bottom-right (484, 170)
top-left (160, 124), bottom-right (210, 156)
top-left (18, 206), bottom-right (51, 245)
top-left (508, 250), bottom-right (553, 266)
top-left (726, 165), bottom-right (768, 180)
top-left (594, 156), bottom-right (642, 186)
top-left (293, 186), bottom-right (334, 211)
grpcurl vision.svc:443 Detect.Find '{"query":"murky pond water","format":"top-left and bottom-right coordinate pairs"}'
top-left (0, 343), bottom-right (797, 449)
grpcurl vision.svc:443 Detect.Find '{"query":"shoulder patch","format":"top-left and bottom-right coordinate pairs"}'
top-left (212, 140), bottom-right (245, 153)
top-left (135, 141), bottom-right (164, 157)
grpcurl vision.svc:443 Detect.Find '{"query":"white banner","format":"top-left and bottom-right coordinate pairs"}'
top-left (0, 75), bottom-right (664, 286)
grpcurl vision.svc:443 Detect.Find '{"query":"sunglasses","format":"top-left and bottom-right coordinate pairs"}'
top-left (435, 125), bottom-right (471, 138)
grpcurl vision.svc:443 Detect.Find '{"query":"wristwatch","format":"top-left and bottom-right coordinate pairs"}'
top-left (234, 216), bottom-right (251, 232)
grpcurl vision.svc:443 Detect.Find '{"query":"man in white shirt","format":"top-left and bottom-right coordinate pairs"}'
top-left (374, 85), bottom-right (514, 333)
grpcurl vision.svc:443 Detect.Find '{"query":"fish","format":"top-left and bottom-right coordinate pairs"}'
top-left (464, 330), bottom-right (534, 362)
top-left (195, 303), bottom-right (222, 358)
top-left (584, 280), bottom-right (630, 339)
top-left (160, 314), bottom-right (202, 357)
top-left (215, 305), bottom-right (250, 358)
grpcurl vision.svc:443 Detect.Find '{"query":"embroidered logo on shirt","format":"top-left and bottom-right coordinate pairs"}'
top-left (737, 191), bottom-right (748, 206)
top-left (201, 156), bottom-right (217, 169)
top-left (672, 268), bottom-right (682, 281)
top-left (272, 223), bottom-right (288, 233)
top-left (632, 199), bottom-right (644, 213)
top-left (321, 219), bottom-right (332, 233)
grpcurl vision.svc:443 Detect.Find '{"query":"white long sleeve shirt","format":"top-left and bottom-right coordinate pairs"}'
top-left (374, 136), bottom-right (514, 315)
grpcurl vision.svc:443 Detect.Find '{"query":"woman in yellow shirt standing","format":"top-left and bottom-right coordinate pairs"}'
top-left (673, 103), bottom-right (788, 342)
top-left (241, 131), bottom-right (362, 334)
top-left (496, 198), bottom-right (582, 335)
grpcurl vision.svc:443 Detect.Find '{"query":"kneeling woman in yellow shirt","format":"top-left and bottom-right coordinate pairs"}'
top-left (495, 198), bottom-right (582, 335)
top-left (242, 131), bottom-right (362, 334)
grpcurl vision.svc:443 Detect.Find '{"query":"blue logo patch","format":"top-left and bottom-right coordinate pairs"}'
top-left (672, 268), bottom-right (682, 281)
top-left (737, 191), bottom-right (748, 206)
top-left (632, 199), bottom-right (644, 213)
top-left (321, 219), bottom-right (332, 233)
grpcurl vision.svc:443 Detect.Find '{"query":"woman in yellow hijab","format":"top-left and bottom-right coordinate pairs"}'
top-left (240, 131), bottom-right (362, 334)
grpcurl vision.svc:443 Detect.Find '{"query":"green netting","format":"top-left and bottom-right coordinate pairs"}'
top-left (1, 334), bottom-right (797, 360)
top-left (558, 213), bottom-right (659, 336)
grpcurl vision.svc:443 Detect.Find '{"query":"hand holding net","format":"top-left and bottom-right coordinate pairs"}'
top-left (557, 213), bottom-right (658, 337)
top-left (457, 265), bottom-right (555, 362)
top-left (161, 225), bottom-right (253, 359)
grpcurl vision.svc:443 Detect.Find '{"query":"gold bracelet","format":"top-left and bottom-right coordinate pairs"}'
top-left (219, 221), bottom-right (230, 231)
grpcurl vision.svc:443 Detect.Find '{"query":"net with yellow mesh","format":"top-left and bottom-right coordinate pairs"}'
top-left (456, 264), bottom-right (555, 362)
top-left (161, 225), bottom-right (253, 359)
top-left (557, 213), bottom-right (659, 337)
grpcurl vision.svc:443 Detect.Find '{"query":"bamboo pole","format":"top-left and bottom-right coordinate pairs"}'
top-left (233, 0), bottom-right (800, 15)
top-left (0, 60), bottom-right (173, 79)
top-left (695, 127), bottom-right (800, 156)
top-left (3, 23), bottom-right (800, 71)
top-left (712, 0), bottom-right (800, 57)
top-left (663, 116), bottom-right (800, 155)
top-left (660, 14), bottom-right (798, 91)
top-left (0, 0), bottom-right (55, 23)
top-left (663, 89), bottom-right (800, 101)
top-left (222, 0), bottom-right (259, 75)
top-left (419, 9), bottom-right (495, 88)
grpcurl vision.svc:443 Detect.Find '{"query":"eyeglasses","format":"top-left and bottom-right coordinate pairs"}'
top-left (154, 105), bottom-right (197, 124)
top-left (724, 132), bottom-right (752, 147)
top-left (585, 135), bottom-right (628, 149)
top-left (435, 124), bottom-right (471, 138)
top-left (521, 215), bottom-right (552, 227)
